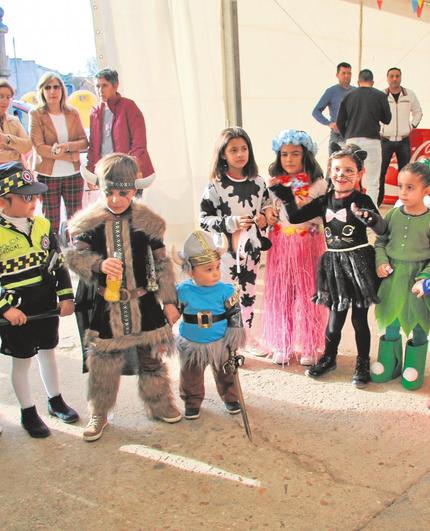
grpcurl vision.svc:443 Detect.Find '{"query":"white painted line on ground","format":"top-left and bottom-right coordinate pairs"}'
top-left (49, 486), bottom-right (99, 508)
top-left (120, 444), bottom-right (261, 488)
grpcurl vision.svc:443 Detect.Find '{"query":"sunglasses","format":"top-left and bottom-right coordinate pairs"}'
top-left (44, 84), bottom-right (61, 91)
top-left (21, 194), bottom-right (38, 203)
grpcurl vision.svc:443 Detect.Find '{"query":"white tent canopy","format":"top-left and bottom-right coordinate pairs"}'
top-left (91, 0), bottom-right (430, 244)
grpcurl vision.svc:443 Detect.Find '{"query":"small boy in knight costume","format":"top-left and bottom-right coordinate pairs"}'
top-left (0, 161), bottom-right (78, 438)
top-left (174, 230), bottom-right (246, 419)
top-left (66, 153), bottom-right (181, 441)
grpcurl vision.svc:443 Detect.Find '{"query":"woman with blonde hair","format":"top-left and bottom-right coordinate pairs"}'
top-left (29, 72), bottom-right (88, 236)
top-left (0, 79), bottom-right (32, 163)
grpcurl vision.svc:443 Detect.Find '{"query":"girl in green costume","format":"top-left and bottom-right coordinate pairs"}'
top-left (372, 161), bottom-right (430, 389)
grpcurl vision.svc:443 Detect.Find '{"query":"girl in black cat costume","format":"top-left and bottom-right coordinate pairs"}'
top-left (271, 144), bottom-right (387, 388)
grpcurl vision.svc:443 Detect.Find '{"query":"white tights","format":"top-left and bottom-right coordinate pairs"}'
top-left (11, 349), bottom-right (60, 409)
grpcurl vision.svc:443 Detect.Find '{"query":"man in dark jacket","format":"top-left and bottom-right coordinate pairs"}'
top-left (336, 69), bottom-right (391, 205)
top-left (87, 69), bottom-right (155, 186)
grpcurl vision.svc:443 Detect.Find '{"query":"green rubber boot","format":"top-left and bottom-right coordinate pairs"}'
top-left (402, 340), bottom-right (428, 390)
top-left (370, 336), bottom-right (402, 383)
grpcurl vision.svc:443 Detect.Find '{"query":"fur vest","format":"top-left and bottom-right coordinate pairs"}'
top-left (66, 199), bottom-right (176, 356)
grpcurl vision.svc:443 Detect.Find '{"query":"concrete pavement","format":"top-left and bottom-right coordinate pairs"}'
top-left (1, 304), bottom-right (430, 530)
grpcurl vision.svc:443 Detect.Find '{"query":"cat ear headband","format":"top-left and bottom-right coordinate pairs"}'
top-left (330, 143), bottom-right (367, 164)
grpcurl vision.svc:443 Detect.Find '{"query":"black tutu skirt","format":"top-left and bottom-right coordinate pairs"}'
top-left (313, 245), bottom-right (380, 311)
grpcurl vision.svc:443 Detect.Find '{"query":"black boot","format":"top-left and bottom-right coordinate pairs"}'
top-left (352, 356), bottom-right (370, 389)
top-left (21, 405), bottom-right (50, 438)
top-left (306, 352), bottom-right (337, 377)
top-left (48, 394), bottom-right (79, 423)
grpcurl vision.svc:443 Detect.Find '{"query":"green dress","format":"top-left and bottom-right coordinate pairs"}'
top-left (375, 206), bottom-right (430, 335)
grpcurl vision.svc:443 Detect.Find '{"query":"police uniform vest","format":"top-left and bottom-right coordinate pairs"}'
top-left (0, 216), bottom-right (54, 306)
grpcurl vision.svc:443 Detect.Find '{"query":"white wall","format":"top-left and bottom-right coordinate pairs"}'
top-left (91, 0), bottom-right (430, 244)
top-left (239, 0), bottom-right (430, 174)
top-left (91, 0), bottom-right (226, 245)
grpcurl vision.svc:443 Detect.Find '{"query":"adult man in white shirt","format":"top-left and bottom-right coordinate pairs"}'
top-left (378, 67), bottom-right (422, 205)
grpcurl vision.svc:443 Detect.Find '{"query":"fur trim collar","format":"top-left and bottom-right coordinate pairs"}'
top-left (68, 199), bottom-right (165, 239)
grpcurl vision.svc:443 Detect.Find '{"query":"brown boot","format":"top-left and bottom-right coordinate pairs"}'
top-left (83, 414), bottom-right (108, 442)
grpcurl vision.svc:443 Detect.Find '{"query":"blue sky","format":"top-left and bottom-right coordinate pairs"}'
top-left (2, 0), bottom-right (96, 74)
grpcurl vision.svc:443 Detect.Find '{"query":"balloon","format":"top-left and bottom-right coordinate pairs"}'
top-left (67, 90), bottom-right (98, 129)
top-left (21, 91), bottom-right (38, 106)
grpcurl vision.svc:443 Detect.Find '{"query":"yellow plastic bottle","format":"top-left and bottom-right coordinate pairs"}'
top-left (104, 252), bottom-right (122, 302)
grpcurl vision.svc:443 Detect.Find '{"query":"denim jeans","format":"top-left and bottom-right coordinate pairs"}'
top-left (378, 137), bottom-right (411, 206)
top-left (348, 137), bottom-right (382, 206)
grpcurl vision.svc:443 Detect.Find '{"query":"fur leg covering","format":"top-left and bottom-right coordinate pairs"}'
top-left (87, 350), bottom-right (124, 414)
top-left (138, 363), bottom-right (179, 419)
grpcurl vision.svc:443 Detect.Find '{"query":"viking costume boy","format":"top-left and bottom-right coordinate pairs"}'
top-left (174, 230), bottom-right (246, 419)
top-left (66, 154), bottom-right (181, 441)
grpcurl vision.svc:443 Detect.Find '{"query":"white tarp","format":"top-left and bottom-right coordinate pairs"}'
top-left (90, 0), bottom-right (430, 244)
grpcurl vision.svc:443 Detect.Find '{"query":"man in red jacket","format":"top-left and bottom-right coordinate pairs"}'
top-left (87, 69), bottom-right (155, 186)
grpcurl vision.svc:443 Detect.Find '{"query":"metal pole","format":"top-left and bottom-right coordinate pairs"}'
top-left (358, 0), bottom-right (363, 71)
top-left (220, 0), bottom-right (242, 127)
top-left (13, 37), bottom-right (19, 94)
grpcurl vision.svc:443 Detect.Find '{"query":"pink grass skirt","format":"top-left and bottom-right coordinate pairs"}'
top-left (260, 227), bottom-right (327, 364)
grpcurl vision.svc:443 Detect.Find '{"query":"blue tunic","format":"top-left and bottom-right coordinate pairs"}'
top-left (177, 279), bottom-right (234, 343)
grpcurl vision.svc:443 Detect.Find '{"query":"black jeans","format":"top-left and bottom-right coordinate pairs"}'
top-left (378, 137), bottom-right (411, 206)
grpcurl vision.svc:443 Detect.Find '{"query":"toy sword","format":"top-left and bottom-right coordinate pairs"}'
top-left (223, 348), bottom-right (252, 441)
top-left (0, 307), bottom-right (60, 328)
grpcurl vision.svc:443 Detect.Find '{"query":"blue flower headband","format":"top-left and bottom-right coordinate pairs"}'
top-left (272, 129), bottom-right (318, 156)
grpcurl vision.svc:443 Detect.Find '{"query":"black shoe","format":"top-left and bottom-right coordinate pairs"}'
top-left (352, 357), bottom-right (370, 389)
top-left (21, 405), bottom-right (51, 438)
top-left (305, 354), bottom-right (337, 377)
top-left (225, 401), bottom-right (241, 415)
top-left (48, 394), bottom-right (79, 424)
top-left (184, 407), bottom-right (200, 420)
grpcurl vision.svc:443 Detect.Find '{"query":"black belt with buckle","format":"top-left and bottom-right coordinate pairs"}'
top-left (381, 135), bottom-right (409, 141)
top-left (97, 286), bottom-right (147, 303)
top-left (183, 311), bottom-right (227, 328)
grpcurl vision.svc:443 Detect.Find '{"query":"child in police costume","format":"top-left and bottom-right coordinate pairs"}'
top-left (174, 230), bottom-right (246, 419)
top-left (0, 161), bottom-right (78, 438)
top-left (67, 153), bottom-right (182, 442)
